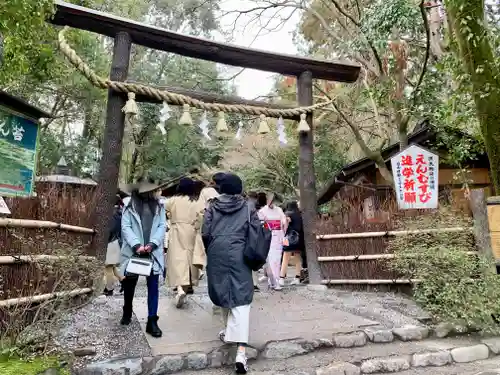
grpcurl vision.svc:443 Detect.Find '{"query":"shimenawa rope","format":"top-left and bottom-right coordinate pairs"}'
top-left (57, 27), bottom-right (329, 122)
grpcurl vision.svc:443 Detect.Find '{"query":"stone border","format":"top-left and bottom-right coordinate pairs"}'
top-left (316, 338), bottom-right (500, 375)
top-left (74, 326), bottom-right (500, 375)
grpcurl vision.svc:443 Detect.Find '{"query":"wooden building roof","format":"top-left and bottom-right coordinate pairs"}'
top-left (317, 121), bottom-right (490, 205)
top-left (317, 121), bottom-right (434, 205)
top-left (0, 90), bottom-right (52, 121)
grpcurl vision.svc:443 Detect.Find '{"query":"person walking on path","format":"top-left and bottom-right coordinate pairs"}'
top-left (246, 191), bottom-right (261, 291)
top-left (119, 180), bottom-right (166, 338)
top-left (165, 177), bottom-right (204, 307)
top-left (198, 172), bottom-right (225, 207)
top-left (258, 193), bottom-right (287, 290)
top-left (202, 173), bottom-right (259, 374)
top-left (279, 201), bottom-right (305, 286)
top-left (103, 194), bottom-right (125, 296)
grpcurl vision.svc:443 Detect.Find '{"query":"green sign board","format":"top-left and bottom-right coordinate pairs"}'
top-left (0, 107), bottom-right (39, 197)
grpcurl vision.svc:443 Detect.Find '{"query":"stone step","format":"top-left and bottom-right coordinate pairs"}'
top-left (76, 334), bottom-right (500, 375)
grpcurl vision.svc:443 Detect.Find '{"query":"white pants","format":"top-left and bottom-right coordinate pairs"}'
top-left (221, 305), bottom-right (251, 344)
top-left (252, 271), bottom-right (258, 286)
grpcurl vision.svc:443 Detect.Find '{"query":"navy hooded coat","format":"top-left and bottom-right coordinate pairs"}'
top-left (202, 194), bottom-right (258, 308)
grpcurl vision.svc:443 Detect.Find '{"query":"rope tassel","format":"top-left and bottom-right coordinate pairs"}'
top-left (258, 114), bottom-right (270, 134)
top-left (122, 92), bottom-right (138, 116)
top-left (216, 111), bottom-right (228, 132)
top-left (297, 113), bottom-right (310, 132)
top-left (179, 104), bottom-right (192, 125)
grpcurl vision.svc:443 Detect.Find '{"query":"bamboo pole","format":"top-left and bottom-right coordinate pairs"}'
top-left (0, 288), bottom-right (93, 308)
top-left (0, 218), bottom-right (95, 234)
top-left (0, 255), bottom-right (97, 265)
top-left (317, 227), bottom-right (471, 240)
top-left (321, 279), bottom-right (421, 285)
top-left (318, 251), bottom-right (479, 262)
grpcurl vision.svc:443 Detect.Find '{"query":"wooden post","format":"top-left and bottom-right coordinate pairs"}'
top-left (297, 71), bottom-right (322, 285)
top-left (470, 189), bottom-right (494, 260)
top-left (91, 32), bottom-right (132, 259)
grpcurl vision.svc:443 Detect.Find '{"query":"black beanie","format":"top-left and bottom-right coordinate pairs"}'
top-left (219, 173), bottom-right (243, 195)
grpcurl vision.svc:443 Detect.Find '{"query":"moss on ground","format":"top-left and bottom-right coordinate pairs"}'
top-left (0, 356), bottom-right (70, 375)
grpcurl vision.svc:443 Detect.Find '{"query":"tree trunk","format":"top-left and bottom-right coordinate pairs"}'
top-left (91, 32), bottom-right (132, 260)
top-left (445, 0), bottom-right (500, 194)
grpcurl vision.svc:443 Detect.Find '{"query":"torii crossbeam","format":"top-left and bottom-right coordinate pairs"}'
top-left (49, 0), bottom-right (360, 285)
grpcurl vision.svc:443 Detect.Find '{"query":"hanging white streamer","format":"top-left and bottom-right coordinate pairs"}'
top-left (235, 121), bottom-right (243, 140)
top-left (199, 111), bottom-right (211, 140)
top-left (277, 116), bottom-right (287, 145)
top-left (157, 102), bottom-right (171, 135)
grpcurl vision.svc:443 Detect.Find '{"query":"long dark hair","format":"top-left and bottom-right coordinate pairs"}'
top-left (285, 201), bottom-right (300, 213)
top-left (176, 177), bottom-right (197, 201)
top-left (131, 190), bottom-right (160, 217)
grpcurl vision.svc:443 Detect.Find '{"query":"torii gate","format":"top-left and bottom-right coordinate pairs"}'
top-left (49, 1), bottom-right (360, 285)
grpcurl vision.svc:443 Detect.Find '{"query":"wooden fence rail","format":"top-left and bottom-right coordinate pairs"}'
top-left (0, 218), bottom-right (95, 234)
top-left (318, 251), bottom-right (478, 262)
top-left (0, 288), bottom-right (93, 308)
top-left (0, 255), bottom-right (97, 264)
top-left (316, 227), bottom-right (472, 240)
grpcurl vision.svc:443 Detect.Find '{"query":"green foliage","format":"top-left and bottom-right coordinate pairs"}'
top-left (390, 210), bottom-right (500, 333)
top-left (0, 353), bottom-right (69, 375)
top-left (0, 0), bottom-right (56, 86)
top-left (239, 131), bottom-right (346, 199)
top-left (361, 0), bottom-right (422, 51)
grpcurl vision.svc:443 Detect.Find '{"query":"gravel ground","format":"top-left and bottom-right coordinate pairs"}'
top-left (52, 293), bottom-right (152, 369)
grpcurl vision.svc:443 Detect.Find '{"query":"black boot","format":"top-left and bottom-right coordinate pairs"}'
top-left (120, 306), bottom-right (132, 325)
top-left (146, 316), bottom-right (163, 338)
top-left (103, 287), bottom-right (114, 296)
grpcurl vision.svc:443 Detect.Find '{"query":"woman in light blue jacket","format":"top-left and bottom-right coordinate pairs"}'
top-left (119, 180), bottom-right (166, 338)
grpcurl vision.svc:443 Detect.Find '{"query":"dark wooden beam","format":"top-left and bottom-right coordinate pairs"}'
top-left (0, 90), bottom-right (52, 120)
top-left (297, 71), bottom-right (322, 286)
top-left (50, 1), bottom-right (360, 82)
top-left (127, 81), bottom-right (300, 120)
top-left (90, 31), bottom-right (132, 260)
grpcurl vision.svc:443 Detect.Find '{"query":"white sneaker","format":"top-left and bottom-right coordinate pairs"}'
top-left (278, 277), bottom-right (285, 287)
top-left (290, 278), bottom-right (300, 285)
top-left (273, 284), bottom-right (283, 291)
top-left (235, 351), bottom-right (248, 374)
top-left (175, 291), bottom-right (186, 308)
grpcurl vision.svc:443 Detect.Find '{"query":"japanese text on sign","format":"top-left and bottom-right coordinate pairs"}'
top-left (390, 145), bottom-right (439, 210)
top-left (0, 107), bottom-right (39, 197)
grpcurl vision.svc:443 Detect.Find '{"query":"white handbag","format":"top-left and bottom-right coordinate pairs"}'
top-left (126, 257), bottom-right (153, 276)
top-left (105, 240), bottom-right (121, 265)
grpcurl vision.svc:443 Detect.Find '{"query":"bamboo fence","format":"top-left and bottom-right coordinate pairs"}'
top-left (315, 192), bottom-right (476, 286)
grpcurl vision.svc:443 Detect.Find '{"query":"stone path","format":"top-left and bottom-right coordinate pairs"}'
top-left (61, 273), bottom-right (500, 375)
top-left (132, 271), bottom-right (425, 356)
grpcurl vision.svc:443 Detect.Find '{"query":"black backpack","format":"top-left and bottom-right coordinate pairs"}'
top-left (243, 205), bottom-right (272, 271)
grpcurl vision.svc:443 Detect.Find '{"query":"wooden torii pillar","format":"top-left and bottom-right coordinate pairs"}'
top-left (50, 0), bottom-right (360, 285)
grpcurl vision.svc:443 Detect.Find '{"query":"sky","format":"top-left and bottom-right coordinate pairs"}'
top-left (215, 1), bottom-right (301, 100)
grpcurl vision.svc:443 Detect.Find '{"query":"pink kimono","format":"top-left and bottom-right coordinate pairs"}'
top-left (258, 205), bottom-right (287, 287)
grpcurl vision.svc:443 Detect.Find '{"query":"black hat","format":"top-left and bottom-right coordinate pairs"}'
top-left (219, 173), bottom-right (243, 195)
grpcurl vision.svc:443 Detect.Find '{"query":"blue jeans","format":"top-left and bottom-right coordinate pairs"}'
top-left (122, 272), bottom-right (160, 317)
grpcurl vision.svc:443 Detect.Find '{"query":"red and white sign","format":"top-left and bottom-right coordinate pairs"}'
top-left (390, 145), bottom-right (439, 210)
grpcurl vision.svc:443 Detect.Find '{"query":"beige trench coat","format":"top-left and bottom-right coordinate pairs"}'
top-left (165, 196), bottom-right (205, 287)
top-left (193, 187), bottom-right (219, 266)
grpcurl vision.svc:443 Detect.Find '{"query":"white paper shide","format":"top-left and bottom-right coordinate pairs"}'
top-left (390, 145), bottom-right (439, 210)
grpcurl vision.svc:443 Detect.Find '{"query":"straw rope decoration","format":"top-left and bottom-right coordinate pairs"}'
top-left (58, 27), bottom-right (325, 131)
